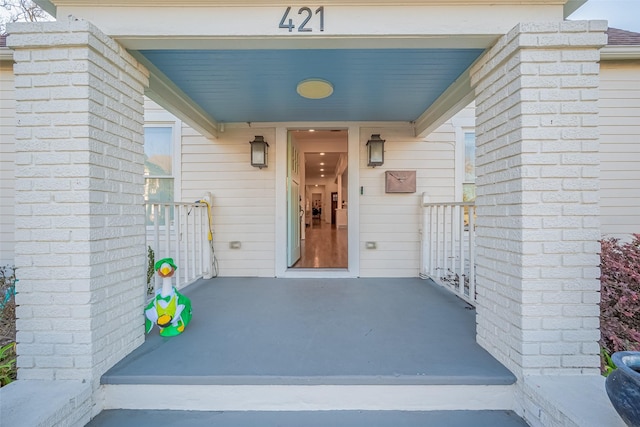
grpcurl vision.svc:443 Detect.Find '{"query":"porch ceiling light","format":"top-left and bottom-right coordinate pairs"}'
top-left (297, 78), bottom-right (334, 99)
top-left (250, 136), bottom-right (269, 169)
top-left (366, 134), bottom-right (385, 167)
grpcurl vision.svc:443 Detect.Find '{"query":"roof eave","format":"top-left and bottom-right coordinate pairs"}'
top-left (563, 0), bottom-right (587, 18)
top-left (0, 47), bottom-right (13, 62)
top-left (34, 0), bottom-right (57, 17)
top-left (601, 45), bottom-right (640, 60)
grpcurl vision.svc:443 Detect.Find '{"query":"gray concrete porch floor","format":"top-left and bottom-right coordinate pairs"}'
top-left (102, 278), bottom-right (515, 386)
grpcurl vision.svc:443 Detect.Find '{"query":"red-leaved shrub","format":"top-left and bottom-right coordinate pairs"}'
top-left (599, 234), bottom-right (640, 355)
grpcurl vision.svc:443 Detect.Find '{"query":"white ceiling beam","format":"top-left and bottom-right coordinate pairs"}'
top-left (413, 66), bottom-right (475, 138)
top-left (130, 51), bottom-right (219, 140)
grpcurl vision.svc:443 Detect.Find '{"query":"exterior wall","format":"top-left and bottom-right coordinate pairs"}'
top-left (169, 121), bottom-right (458, 278)
top-left (470, 21), bottom-right (607, 378)
top-left (181, 125), bottom-right (277, 277)
top-left (8, 18), bottom-right (149, 388)
top-left (599, 60), bottom-right (640, 239)
top-left (359, 126), bottom-right (456, 277)
top-left (0, 59), bottom-right (15, 266)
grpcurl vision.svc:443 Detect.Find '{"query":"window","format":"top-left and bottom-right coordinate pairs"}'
top-left (463, 132), bottom-right (476, 203)
top-left (144, 126), bottom-right (175, 225)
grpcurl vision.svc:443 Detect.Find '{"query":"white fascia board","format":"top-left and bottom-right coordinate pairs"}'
top-left (51, 4), bottom-right (562, 48)
top-left (601, 46), bottom-right (640, 61)
top-left (413, 66), bottom-right (476, 138)
top-left (130, 51), bottom-right (218, 140)
top-left (563, 0), bottom-right (587, 18)
top-left (34, 0), bottom-right (57, 16)
top-left (34, 0), bottom-right (571, 6)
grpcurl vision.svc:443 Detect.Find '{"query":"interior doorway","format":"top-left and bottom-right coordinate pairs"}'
top-left (288, 129), bottom-right (348, 269)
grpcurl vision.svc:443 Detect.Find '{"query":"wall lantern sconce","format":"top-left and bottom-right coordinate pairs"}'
top-left (250, 136), bottom-right (269, 169)
top-left (366, 134), bottom-right (385, 167)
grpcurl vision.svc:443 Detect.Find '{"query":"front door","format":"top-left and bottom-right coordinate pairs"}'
top-left (287, 135), bottom-right (301, 267)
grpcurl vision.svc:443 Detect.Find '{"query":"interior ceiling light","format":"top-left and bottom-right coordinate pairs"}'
top-left (320, 152), bottom-right (325, 155)
top-left (297, 79), bottom-right (334, 99)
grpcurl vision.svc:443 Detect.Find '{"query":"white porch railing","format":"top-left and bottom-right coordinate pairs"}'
top-left (420, 194), bottom-right (476, 306)
top-left (146, 200), bottom-right (215, 294)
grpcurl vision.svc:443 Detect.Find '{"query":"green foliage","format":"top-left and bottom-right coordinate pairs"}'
top-left (601, 347), bottom-right (616, 377)
top-left (0, 342), bottom-right (16, 386)
top-left (0, 265), bottom-right (16, 387)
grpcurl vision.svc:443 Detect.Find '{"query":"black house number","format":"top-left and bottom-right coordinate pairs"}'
top-left (279, 6), bottom-right (325, 32)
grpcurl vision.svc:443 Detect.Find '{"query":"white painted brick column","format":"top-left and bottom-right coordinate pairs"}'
top-left (7, 17), bottom-right (149, 383)
top-left (469, 21), bottom-right (607, 378)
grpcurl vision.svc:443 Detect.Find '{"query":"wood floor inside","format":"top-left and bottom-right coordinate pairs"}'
top-left (293, 219), bottom-right (347, 268)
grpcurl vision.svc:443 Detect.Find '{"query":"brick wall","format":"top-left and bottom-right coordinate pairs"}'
top-left (8, 17), bottom-right (149, 384)
top-left (469, 21), bottom-right (607, 377)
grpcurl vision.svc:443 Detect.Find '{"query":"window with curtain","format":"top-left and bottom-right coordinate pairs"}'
top-left (144, 126), bottom-right (174, 225)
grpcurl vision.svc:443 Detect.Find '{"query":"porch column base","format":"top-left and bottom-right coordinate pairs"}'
top-left (519, 376), bottom-right (625, 427)
top-left (0, 380), bottom-right (92, 427)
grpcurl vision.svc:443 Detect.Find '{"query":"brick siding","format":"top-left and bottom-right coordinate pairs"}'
top-left (469, 21), bottom-right (607, 377)
top-left (8, 17), bottom-right (149, 384)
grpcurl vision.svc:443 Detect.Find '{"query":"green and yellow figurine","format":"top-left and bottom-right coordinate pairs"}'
top-left (144, 258), bottom-right (193, 337)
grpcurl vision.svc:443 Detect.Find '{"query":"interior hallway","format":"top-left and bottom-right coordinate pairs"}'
top-left (294, 220), bottom-right (347, 268)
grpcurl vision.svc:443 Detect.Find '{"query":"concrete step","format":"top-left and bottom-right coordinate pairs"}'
top-left (87, 409), bottom-right (529, 427)
top-left (101, 383), bottom-right (516, 412)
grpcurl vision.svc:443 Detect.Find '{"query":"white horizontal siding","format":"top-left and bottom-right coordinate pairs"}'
top-left (359, 123), bottom-right (456, 277)
top-left (0, 62), bottom-right (15, 266)
top-left (599, 62), bottom-right (640, 239)
top-left (180, 126), bottom-right (276, 277)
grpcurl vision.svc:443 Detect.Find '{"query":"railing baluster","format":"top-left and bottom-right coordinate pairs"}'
top-left (174, 205), bottom-right (181, 285)
top-left (164, 205), bottom-right (171, 259)
top-left (183, 205), bottom-right (189, 285)
top-left (468, 205), bottom-right (476, 302)
top-left (190, 206), bottom-right (196, 280)
top-left (443, 205), bottom-right (448, 276)
top-left (199, 206), bottom-right (205, 277)
top-left (458, 205), bottom-right (464, 298)
top-left (450, 205), bottom-right (456, 293)
top-left (435, 206), bottom-right (441, 276)
top-left (421, 197), bottom-right (476, 306)
top-left (145, 201), bottom-right (212, 294)
top-left (153, 204), bottom-right (160, 295)
top-left (428, 206), bottom-right (434, 277)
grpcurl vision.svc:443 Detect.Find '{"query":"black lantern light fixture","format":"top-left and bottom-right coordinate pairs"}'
top-left (366, 134), bottom-right (385, 167)
top-left (249, 136), bottom-right (269, 169)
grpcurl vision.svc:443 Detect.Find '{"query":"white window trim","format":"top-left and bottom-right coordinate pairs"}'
top-left (453, 116), bottom-right (475, 203)
top-left (143, 119), bottom-right (182, 204)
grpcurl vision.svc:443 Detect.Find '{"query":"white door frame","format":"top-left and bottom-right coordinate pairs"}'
top-left (275, 124), bottom-right (360, 278)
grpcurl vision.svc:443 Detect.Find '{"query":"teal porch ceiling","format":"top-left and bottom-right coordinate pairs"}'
top-left (137, 48), bottom-right (484, 124)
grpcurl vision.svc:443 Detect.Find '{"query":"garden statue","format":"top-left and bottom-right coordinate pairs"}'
top-left (144, 258), bottom-right (192, 337)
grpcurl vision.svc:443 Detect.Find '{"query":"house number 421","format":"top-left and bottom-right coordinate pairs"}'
top-left (279, 6), bottom-right (325, 32)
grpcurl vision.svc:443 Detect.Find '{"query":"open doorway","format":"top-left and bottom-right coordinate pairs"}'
top-left (288, 129), bottom-right (348, 269)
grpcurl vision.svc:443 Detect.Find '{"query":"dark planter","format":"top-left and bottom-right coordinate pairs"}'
top-left (606, 351), bottom-right (640, 427)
